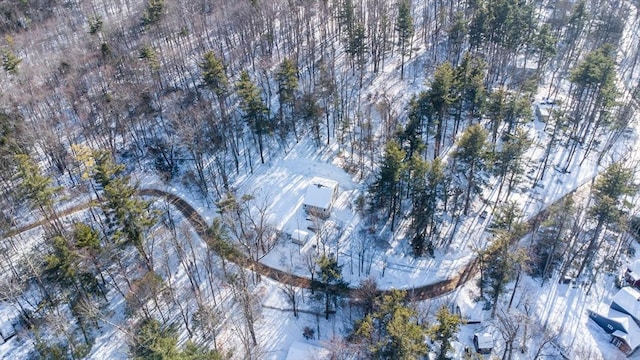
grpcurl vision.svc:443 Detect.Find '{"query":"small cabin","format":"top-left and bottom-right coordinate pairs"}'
top-left (290, 229), bottom-right (311, 245)
top-left (535, 99), bottom-right (556, 123)
top-left (625, 260), bottom-right (640, 288)
top-left (612, 330), bottom-right (640, 356)
top-left (0, 313), bottom-right (18, 344)
top-left (0, 318), bottom-right (16, 343)
top-left (302, 178), bottom-right (339, 219)
top-left (473, 333), bottom-right (493, 354)
top-left (0, 307), bottom-right (17, 344)
top-left (285, 341), bottom-right (329, 360)
top-left (536, 104), bottom-right (551, 122)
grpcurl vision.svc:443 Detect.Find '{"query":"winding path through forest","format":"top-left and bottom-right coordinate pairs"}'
top-left (4, 186), bottom-right (565, 302)
top-left (140, 188), bottom-right (482, 300)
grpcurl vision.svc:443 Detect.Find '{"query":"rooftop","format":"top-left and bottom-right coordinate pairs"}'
top-left (612, 287), bottom-right (640, 321)
top-left (303, 177), bottom-right (338, 210)
top-left (607, 308), bottom-right (640, 350)
top-left (291, 229), bottom-right (309, 242)
top-left (628, 259), bottom-right (640, 280)
top-left (285, 341), bottom-right (329, 360)
top-left (474, 333), bottom-right (493, 349)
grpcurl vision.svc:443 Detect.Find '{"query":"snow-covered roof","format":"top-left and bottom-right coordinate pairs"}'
top-left (303, 177), bottom-right (338, 210)
top-left (535, 102), bottom-right (556, 121)
top-left (606, 309), bottom-right (640, 350)
top-left (474, 333), bottom-right (493, 349)
top-left (0, 305), bottom-right (17, 341)
top-left (285, 341), bottom-right (330, 360)
top-left (607, 309), bottom-right (633, 328)
top-left (628, 260), bottom-right (640, 280)
top-left (613, 328), bottom-right (640, 351)
top-left (0, 321), bottom-right (14, 341)
top-left (291, 229), bottom-right (309, 242)
top-left (612, 287), bottom-right (640, 320)
top-left (537, 104), bottom-right (550, 116)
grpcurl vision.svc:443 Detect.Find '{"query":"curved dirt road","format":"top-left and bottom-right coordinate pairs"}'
top-left (140, 188), bottom-right (509, 301)
top-left (5, 188), bottom-right (545, 301)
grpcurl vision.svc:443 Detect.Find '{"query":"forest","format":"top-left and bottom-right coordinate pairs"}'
top-left (0, 0), bottom-right (639, 359)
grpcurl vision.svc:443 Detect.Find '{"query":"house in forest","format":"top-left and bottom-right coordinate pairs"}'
top-left (0, 316), bottom-right (16, 344)
top-left (0, 307), bottom-right (17, 344)
top-left (589, 287), bottom-right (640, 356)
top-left (611, 287), bottom-right (640, 323)
top-left (535, 100), bottom-right (556, 123)
top-left (473, 332), bottom-right (493, 354)
top-left (290, 229), bottom-right (311, 245)
top-left (285, 341), bottom-right (329, 360)
top-left (0, 320), bottom-right (15, 343)
top-left (624, 259), bottom-right (640, 288)
top-left (302, 177), bottom-right (339, 219)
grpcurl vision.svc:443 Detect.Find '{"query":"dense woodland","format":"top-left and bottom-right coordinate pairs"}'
top-left (0, 0), bottom-right (639, 358)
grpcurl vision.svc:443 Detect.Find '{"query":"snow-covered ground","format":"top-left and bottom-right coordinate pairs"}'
top-left (2, 0), bottom-right (640, 358)
top-left (2, 61), bottom-right (635, 360)
top-left (140, 111), bottom-right (634, 360)
top-left (1, 82), bottom-right (634, 360)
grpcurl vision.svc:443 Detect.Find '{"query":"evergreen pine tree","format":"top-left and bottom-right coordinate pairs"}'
top-left (453, 124), bottom-right (490, 216)
top-left (480, 231), bottom-right (528, 317)
top-left (276, 58), bottom-right (299, 141)
top-left (395, 0), bottom-right (413, 79)
top-left (577, 163), bottom-right (636, 277)
top-left (369, 140), bottom-right (406, 230)
top-left (317, 254), bottom-right (348, 319)
top-left (428, 305), bottom-right (463, 360)
top-left (428, 62), bottom-right (456, 158)
top-left (408, 156), bottom-right (446, 256)
top-left (200, 51), bottom-right (229, 99)
top-left (353, 289), bottom-right (428, 359)
top-left (92, 151), bottom-right (156, 270)
top-left (15, 153), bottom-right (63, 233)
top-left (236, 70), bottom-right (270, 164)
